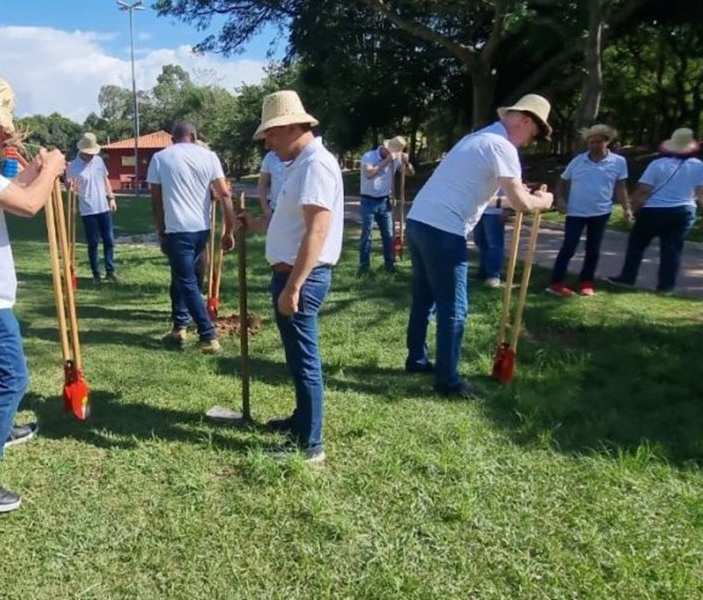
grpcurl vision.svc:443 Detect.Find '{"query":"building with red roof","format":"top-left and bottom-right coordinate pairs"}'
top-left (103, 131), bottom-right (172, 191)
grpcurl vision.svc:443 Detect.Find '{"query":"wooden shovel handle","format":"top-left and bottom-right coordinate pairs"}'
top-left (213, 202), bottom-right (226, 300)
top-left (399, 167), bottom-right (406, 243)
top-left (207, 200), bottom-right (217, 295)
top-left (497, 211), bottom-right (523, 345)
top-left (237, 191), bottom-right (250, 419)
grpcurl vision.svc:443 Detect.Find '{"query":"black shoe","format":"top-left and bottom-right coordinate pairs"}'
top-left (405, 360), bottom-right (434, 374)
top-left (0, 486), bottom-right (21, 513)
top-left (356, 267), bottom-right (370, 277)
top-left (4, 423), bottom-right (38, 450)
top-left (434, 380), bottom-right (483, 400)
top-left (266, 441), bottom-right (325, 464)
top-left (91, 275), bottom-right (101, 286)
top-left (105, 272), bottom-right (119, 283)
top-left (605, 276), bottom-right (634, 288)
top-left (264, 416), bottom-right (294, 433)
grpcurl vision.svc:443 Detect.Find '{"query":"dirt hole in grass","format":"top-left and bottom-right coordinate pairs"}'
top-left (215, 313), bottom-right (263, 337)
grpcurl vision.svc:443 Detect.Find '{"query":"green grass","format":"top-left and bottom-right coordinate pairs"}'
top-left (2, 196), bottom-right (703, 598)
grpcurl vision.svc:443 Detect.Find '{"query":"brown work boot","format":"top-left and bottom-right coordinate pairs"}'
top-left (199, 338), bottom-right (222, 355)
top-left (162, 327), bottom-right (187, 350)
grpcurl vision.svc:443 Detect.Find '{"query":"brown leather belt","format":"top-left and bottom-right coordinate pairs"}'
top-left (271, 262), bottom-right (293, 274)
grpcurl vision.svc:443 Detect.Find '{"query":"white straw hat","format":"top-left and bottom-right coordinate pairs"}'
top-left (77, 132), bottom-right (101, 155)
top-left (383, 135), bottom-right (407, 154)
top-left (660, 128), bottom-right (700, 155)
top-left (497, 93), bottom-right (552, 141)
top-left (253, 90), bottom-right (318, 140)
top-left (580, 123), bottom-right (617, 142)
top-left (0, 78), bottom-right (16, 135)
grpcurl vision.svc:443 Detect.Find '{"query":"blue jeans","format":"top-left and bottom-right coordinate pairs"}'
top-left (82, 211), bottom-right (115, 277)
top-left (166, 230), bottom-right (216, 341)
top-left (618, 206), bottom-right (696, 291)
top-left (405, 220), bottom-right (469, 391)
top-left (0, 309), bottom-right (29, 462)
top-left (359, 195), bottom-right (394, 269)
top-left (271, 265), bottom-right (331, 450)
top-left (550, 213), bottom-right (610, 284)
top-left (473, 212), bottom-right (505, 279)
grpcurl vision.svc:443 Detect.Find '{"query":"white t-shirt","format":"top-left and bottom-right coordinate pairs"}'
top-left (561, 151), bottom-right (628, 217)
top-left (0, 175), bottom-right (17, 309)
top-left (66, 155), bottom-right (110, 216)
top-left (260, 151), bottom-right (288, 210)
top-left (408, 122), bottom-right (521, 237)
top-left (146, 143), bottom-right (225, 234)
top-left (359, 147), bottom-right (399, 197)
top-left (265, 137), bottom-right (344, 266)
top-left (639, 156), bottom-right (703, 209)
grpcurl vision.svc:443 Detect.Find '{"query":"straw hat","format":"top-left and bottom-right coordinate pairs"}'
top-left (0, 78), bottom-right (16, 135)
top-left (77, 132), bottom-right (101, 155)
top-left (497, 93), bottom-right (552, 141)
top-left (383, 135), bottom-right (407, 154)
top-left (580, 123), bottom-right (617, 142)
top-left (660, 128), bottom-right (700, 155)
top-left (253, 90), bottom-right (318, 140)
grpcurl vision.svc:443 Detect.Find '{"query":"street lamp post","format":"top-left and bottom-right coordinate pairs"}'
top-left (117, 0), bottom-right (144, 194)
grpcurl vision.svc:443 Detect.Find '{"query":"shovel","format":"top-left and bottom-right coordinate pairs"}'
top-left (206, 201), bottom-right (225, 321)
top-left (392, 166), bottom-right (406, 261)
top-left (67, 185), bottom-right (78, 290)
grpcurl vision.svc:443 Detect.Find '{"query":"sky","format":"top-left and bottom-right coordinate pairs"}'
top-left (0, 1), bottom-right (284, 122)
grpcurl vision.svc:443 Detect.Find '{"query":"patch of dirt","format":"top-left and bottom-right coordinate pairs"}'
top-left (215, 313), bottom-right (263, 337)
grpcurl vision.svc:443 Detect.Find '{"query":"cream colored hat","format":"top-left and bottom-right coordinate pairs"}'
top-left (0, 77), bottom-right (16, 135)
top-left (77, 132), bottom-right (101, 155)
top-left (581, 123), bottom-right (617, 142)
top-left (253, 90), bottom-right (318, 140)
top-left (383, 135), bottom-right (407, 154)
top-left (660, 128), bottom-right (700, 155)
top-left (497, 93), bottom-right (552, 141)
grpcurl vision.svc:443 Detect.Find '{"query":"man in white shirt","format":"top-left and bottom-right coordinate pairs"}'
top-left (243, 90), bottom-right (344, 463)
top-left (66, 133), bottom-right (118, 286)
top-left (147, 121), bottom-right (235, 354)
top-left (358, 135), bottom-right (414, 274)
top-left (0, 78), bottom-right (66, 513)
top-left (404, 94), bottom-right (554, 399)
top-left (257, 148), bottom-right (288, 223)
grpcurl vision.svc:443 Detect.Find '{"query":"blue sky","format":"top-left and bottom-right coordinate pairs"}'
top-left (0, 1), bottom-right (282, 120)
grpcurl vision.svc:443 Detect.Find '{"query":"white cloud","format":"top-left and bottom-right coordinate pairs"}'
top-left (0, 26), bottom-right (266, 122)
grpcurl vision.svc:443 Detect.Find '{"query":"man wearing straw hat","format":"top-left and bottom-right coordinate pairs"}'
top-left (404, 93), bottom-right (554, 399)
top-left (0, 77), bottom-right (66, 512)
top-left (66, 133), bottom-right (118, 286)
top-left (242, 90), bottom-right (344, 463)
top-left (358, 135), bottom-right (414, 274)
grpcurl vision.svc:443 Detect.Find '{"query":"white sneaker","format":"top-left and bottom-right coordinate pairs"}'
top-left (484, 277), bottom-right (501, 288)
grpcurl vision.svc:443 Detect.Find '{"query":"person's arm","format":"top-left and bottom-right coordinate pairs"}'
top-left (0, 149), bottom-right (66, 217)
top-left (212, 176), bottom-right (235, 251)
top-left (554, 178), bottom-right (569, 213)
top-left (630, 183), bottom-right (652, 213)
top-left (257, 171), bottom-right (273, 220)
top-left (364, 154), bottom-right (395, 179)
top-left (497, 177), bottom-right (553, 212)
top-left (402, 153), bottom-right (415, 176)
top-left (105, 174), bottom-right (117, 212)
top-left (13, 156), bottom-right (42, 187)
top-left (150, 184), bottom-right (165, 236)
top-left (614, 179), bottom-right (632, 222)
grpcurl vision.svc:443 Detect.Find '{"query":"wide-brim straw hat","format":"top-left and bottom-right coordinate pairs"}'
top-left (253, 90), bottom-right (318, 140)
top-left (659, 127), bottom-right (700, 155)
top-left (581, 123), bottom-right (617, 142)
top-left (383, 135), bottom-right (407, 154)
top-left (0, 77), bottom-right (16, 135)
top-left (77, 132), bottom-right (101, 155)
top-left (497, 93), bottom-right (552, 141)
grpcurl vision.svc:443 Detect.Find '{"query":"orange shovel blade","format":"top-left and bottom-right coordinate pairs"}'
top-left (491, 344), bottom-right (516, 383)
top-left (207, 297), bottom-right (219, 321)
top-left (62, 361), bottom-right (90, 420)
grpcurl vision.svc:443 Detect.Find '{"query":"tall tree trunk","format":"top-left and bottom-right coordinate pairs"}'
top-left (471, 64), bottom-right (497, 130)
top-left (575, 0), bottom-right (605, 143)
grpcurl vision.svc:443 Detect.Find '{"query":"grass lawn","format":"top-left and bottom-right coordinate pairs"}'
top-left (2, 195), bottom-right (703, 598)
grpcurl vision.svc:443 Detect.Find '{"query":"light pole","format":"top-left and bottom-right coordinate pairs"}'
top-left (117, 0), bottom-right (144, 194)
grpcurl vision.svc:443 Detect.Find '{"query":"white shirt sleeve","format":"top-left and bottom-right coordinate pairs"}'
top-left (639, 161), bottom-right (658, 186)
top-left (490, 139), bottom-right (521, 179)
top-left (298, 161), bottom-right (336, 210)
top-left (617, 155), bottom-right (628, 180)
top-left (260, 152), bottom-right (273, 174)
top-left (146, 154), bottom-right (160, 184)
top-left (561, 156), bottom-right (578, 181)
top-left (0, 174), bottom-right (10, 193)
top-left (210, 151), bottom-right (225, 182)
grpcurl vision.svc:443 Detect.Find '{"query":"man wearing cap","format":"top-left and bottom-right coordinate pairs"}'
top-left (546, 124), bottom-right (630, 297)
top-left (0, 78), bottom-right (67, 512)
top-left (147, 120), bottom-right (235, 354)
top-left (358, 135), bottom-right (414, 274)
top-left (404, 94), bottom-right (554, 399)
top-left (66, 133), bottom-right (118, 285)
top-left (241, 90), bottom-right (344, 463)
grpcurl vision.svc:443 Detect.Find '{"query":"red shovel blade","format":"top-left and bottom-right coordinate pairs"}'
top-left (207, 297), bottom-right (219, 321)
top-left (491, 343), bottom-right (516, 383)
top-left (62, 361), bottom-right (90, 420)
top-left (71, 266), bottom-right (78, 291)
top-left (392, 235), bottom-right (403, 261)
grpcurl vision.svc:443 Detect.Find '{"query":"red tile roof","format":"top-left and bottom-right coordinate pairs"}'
top-left (103, 131), bottom-right (173, 150)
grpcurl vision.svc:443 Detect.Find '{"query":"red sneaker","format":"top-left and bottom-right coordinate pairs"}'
top-left (546, 283), bottom-right (575, 298)
top-left (580, 281), bottom-right (596, 296)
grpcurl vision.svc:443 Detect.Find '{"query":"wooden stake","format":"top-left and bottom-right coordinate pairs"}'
top-left (237, 191), bottom-right (250, 420)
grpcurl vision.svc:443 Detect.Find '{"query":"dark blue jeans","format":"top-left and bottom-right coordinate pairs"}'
top-left (618, 206), bottom-right (696, 291)
top-left (473, 212), bottom-right (505, 279)
top-left (271, 265), bottom-right (331, 450)
top-left (166, 230), bottom-right (216, 341)
top-left (0, 309), bottom-right (29, 462)
top-left (359, 195), bottom-right (394, 269)
top-left (550, 213), bottom-right (610, 284)
top-left (81, 211), bottom-right (115, 277)
top-left (405, 219), bottom-right (469, 391)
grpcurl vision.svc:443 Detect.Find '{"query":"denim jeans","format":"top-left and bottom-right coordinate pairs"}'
top-left (0, 309), bottom-right (29, 462)
top-left (618, 206), bottom-right (696, 291)
top-left (165, 230), bottom-right (216, 341)
top-left (359, 195), bottom-right (394, 269)
top-left (473, 212), bottom-right (505, 279)
top-left (271, 265), bottom-right (331, 450)
top-left (81, 211), bottom-right (115, 277)
top-left (405, 219), bottom-right (469, 391)
top-left (550, 213), bottom-right (610, 284)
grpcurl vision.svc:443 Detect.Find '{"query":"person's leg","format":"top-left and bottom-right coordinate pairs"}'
top-left (472, 216), bottom-right (488, 280)
top-left (97, 211), bottom-right (116, 277)
top-left (376, 198), bottom-right (395, 269)
top-left (549, 216), bottom-right (586, 285)
top-left (358, 197), bottom-right (376, 272)
top-left (194, 249), bottom-right (207, 295)
top-left (81, 214), bottom-right (101, 278)
top-left (656, 206), bottom-right (696, 292)
top-left (271, 266), bottom-right (331, 451)
top-left (481, 213), bottom-right (505, 280)
top-left (579, 213), bottom-right (610, 282)
top-left (405, 220), bottom-right (435, 371)
top-left (614, 209), bottom-right (658, 284)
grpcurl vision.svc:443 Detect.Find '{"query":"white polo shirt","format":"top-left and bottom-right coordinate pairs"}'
top-left (0, 175), bottom-right (17, 309)
top-left (265, 137), bottom-right (344, 266)
top-left (561, 151), bottom-right (628, 217)
top-left (66, 155), bottom-right (110, 216)
top-left (360, 147), bottom-right (397, 198)
top-left (408, 122), bottom-right (521, 237)
top-left (261, 151), bottom-right (288, 210)
top-left (146, 143), bottom-right (225, 234)
top-left (639, 156), bottom-right (703, 209)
